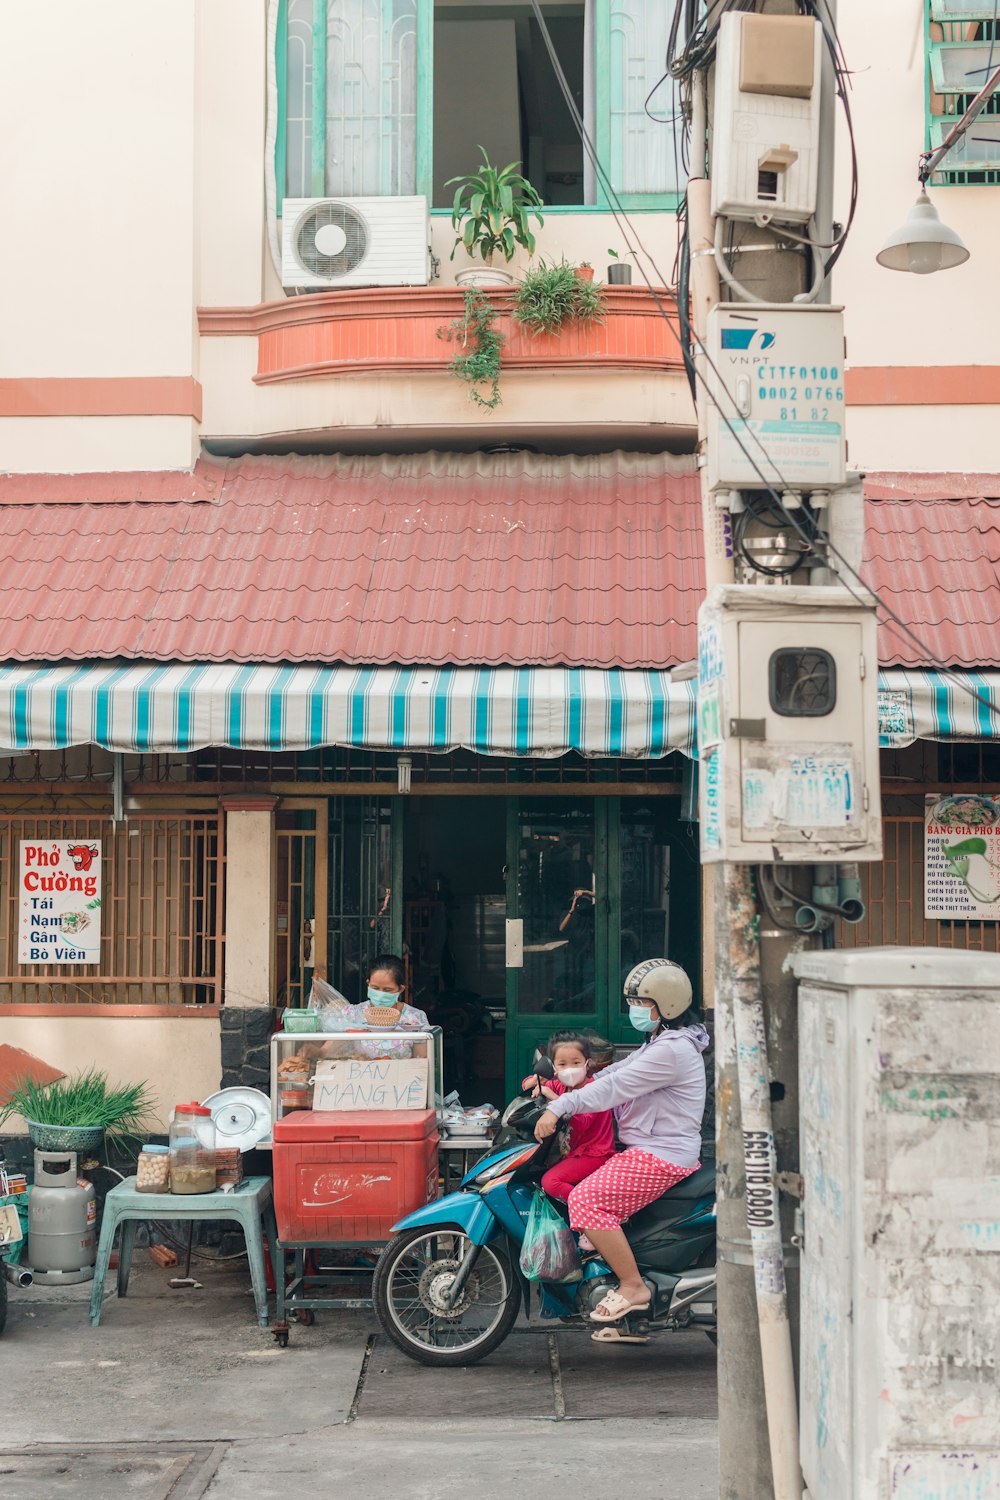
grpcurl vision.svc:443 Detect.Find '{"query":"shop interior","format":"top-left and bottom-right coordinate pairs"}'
top-left (402, 797), bottom-right (508, 1107)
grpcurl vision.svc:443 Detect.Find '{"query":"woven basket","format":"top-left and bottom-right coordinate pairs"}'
top-left (24, 1120), bottom-right (105, 1153)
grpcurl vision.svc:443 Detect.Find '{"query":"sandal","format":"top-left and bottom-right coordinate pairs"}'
top-left (590, 1288), bottom-right (651, 1324)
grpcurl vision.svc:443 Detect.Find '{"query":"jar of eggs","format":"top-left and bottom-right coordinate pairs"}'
top-left (136, 1144), bottom-right (171, 1193)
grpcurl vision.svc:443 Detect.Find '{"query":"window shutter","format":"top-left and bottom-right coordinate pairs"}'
top-left (597, 0), bottom-right (681, 207)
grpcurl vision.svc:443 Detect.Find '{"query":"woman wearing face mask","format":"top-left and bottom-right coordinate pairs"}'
top-left (521, 1032), bottom-right (615, 1204)
top-left (534, 959), bottom-right (709, 1325)
top-left (317, 954), bottom-right (430, 1059)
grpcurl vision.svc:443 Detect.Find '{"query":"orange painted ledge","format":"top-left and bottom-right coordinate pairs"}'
top-left (198, 285), bottom-right (685, 385)
top-left (0, 376), bottom-right (203, 420)
top-left (845, 365), bottom-right (1000, 406)
top-left (0, 1003), bottom-right (220, 1019)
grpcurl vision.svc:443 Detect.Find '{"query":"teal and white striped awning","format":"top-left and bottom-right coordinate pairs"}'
top-left (0, 662), bottom-right (697, 760)
top-left (878, 669), bottom-right (1000, 747)
top-left (1, 663), bottom-right (997, 760)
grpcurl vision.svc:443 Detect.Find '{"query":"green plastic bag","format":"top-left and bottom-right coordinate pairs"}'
top-left (519, 1190), bottom-right (582, 1283)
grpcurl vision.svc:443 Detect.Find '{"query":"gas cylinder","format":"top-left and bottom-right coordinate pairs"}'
top-left (28, 1150), bottom-right (96, 1284)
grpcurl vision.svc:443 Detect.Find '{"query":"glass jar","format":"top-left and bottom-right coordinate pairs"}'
top-left (136, 1144), bottom-right (171, 1193)
top-left (169, 1102), bottom-right (217, 1195)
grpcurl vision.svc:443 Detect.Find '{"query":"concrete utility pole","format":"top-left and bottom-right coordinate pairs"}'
top-left (687, 3), bottom-right (841, 1496)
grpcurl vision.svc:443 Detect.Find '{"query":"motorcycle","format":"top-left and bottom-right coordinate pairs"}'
top-left (372, 1063), bottom-right (717, 1366)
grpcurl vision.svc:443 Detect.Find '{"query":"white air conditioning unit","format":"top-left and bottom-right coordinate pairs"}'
top-left (281, 196), bottom-right (431, 291)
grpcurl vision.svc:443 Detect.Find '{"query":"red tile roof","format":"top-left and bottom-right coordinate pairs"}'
top-left (0, 457), bottom-right (997, 670)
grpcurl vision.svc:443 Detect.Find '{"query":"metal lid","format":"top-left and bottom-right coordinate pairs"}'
top-left (788, 946), bottom-right (1000, 988)
top-left (200, 1087), bottom-right (272, 1152)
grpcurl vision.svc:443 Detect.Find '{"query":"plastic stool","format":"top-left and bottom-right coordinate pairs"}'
top-left (89, 1174), bottom-right (279, 1328)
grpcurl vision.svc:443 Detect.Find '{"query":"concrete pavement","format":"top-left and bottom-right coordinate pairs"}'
top-left (0, 1258), bottom-right (718, 1499)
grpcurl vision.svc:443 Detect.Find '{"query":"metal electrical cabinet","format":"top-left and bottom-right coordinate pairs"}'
top-left (791, 948), bottom-right (1000, 1500)
top-left (705, 303), bottom-right (846, 494)
top-left (698, 584), bottom-right (881, 863)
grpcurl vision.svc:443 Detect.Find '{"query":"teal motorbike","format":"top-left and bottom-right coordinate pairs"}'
top-left (372, 1067), bottom-right (716, 1367)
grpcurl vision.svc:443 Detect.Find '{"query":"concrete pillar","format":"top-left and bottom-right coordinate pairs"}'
top-left (222, 796), bottom-right (278, 1008)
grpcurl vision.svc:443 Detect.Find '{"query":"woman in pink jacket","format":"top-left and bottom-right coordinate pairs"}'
top-left (534, 959), bottom-right (708, 1326)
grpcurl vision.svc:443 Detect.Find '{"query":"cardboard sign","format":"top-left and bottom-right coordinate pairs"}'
top-left (312, 1057), bottom-right (429, 1111)
top-left (18, 839), bottom-right (103, 964)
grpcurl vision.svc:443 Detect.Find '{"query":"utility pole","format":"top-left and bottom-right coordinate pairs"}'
top-left (686, 3), bottom-right (844, 1497)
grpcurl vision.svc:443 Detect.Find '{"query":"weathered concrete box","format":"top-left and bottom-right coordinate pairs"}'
top-left (791, 947), bottom-right (1000, 1500)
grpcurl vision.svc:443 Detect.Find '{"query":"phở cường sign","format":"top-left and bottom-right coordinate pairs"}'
top-left (18, 840), bottom-right (103, 964)
top-left (925, 794), bottom-right (1000, 920)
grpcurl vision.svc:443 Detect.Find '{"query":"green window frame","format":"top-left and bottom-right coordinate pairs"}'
top-left (926, 0), bottom-right (1000, 186)
top-left (275, 0), bottom-right (682, 215)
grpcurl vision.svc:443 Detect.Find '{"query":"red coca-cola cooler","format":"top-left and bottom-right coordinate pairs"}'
top-left (272, 1109), bottom-right (439, 1243)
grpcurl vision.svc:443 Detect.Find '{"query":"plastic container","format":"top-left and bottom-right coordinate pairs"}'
top-left (272, 1109), bottom-right (439, 1242)
top-left (136, 1144), bottom-right (171, 1193)
top-left (169, 1103), bottom-right (217, 1195)
top-left (282, 1009), bottom-right (320, 1034)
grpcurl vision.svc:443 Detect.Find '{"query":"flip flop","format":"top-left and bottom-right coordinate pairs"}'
top-left (591, 1325), bottom-right (650, 1345)
top-left (590, 1288), bottom-right (652, 1324)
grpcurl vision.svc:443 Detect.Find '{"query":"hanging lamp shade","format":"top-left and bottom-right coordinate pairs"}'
top-left (876, 190), bottom-right (970, 274)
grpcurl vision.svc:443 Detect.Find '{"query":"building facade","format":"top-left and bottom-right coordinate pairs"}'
top-left (1, 0), bottom-right (999, 1126)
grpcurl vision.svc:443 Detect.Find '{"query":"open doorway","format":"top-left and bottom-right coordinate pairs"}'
top-left (433, 2), bottom-right (585, 208)
top-left (402, 797), bottom-right (508, 1107)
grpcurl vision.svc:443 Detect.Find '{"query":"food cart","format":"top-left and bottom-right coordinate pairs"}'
top-left (269, 1025), bottom-right (444, 1342)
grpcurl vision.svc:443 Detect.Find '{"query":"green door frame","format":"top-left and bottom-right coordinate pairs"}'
top-left (504, 796), bottom-right (617, 1098)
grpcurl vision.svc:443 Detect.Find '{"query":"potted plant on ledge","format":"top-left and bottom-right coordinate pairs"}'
top-left (448, 147), bottom-right (544, 288)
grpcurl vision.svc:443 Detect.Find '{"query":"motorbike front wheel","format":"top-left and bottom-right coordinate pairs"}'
top-left (373, 1227), bottom-right (520, 1367)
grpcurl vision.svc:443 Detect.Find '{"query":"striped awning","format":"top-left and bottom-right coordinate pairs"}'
top-left (1, 663), bottom-right (996, 761)
top-left (878, 669), bottom-right (1000, 747)
top-left (0, 662), bottom-right (697, 760)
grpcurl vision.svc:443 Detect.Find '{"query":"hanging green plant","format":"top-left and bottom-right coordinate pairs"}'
top-left (513, 259), bottom-right (606, 337)
top-left (438, 287), bottom-right (506, 411)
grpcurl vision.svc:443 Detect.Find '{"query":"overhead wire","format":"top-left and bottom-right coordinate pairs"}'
top-left (529, 0), bottom-right (1000, 731)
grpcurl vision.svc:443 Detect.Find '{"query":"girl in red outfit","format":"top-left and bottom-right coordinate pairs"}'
top-left (522, 1032), bottom-right (616, 1203)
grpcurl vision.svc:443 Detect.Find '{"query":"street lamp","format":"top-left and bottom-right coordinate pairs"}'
top-left (875, 190), bottom-right (969, 275)
top-left (877, 58), bottom-right (1000, 274)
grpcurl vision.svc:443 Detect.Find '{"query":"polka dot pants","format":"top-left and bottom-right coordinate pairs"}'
top-left (566, 1148), bottom-right (698, 1233)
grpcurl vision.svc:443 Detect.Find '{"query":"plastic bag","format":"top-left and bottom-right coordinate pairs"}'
top-left (519, 1190), bottom-right (582, 1284)
top-left (307, 974), bottom-right (351, 1028)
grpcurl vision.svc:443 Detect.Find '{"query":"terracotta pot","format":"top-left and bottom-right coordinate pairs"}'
top-left (575, 265), bottom-right (595, 282)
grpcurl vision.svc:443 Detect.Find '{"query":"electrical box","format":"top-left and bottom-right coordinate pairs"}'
top-left (711, 11), bottom-right (823, 224)
top-left (705, 303), bottom-right (846, 494)
top-left (792, 947), bottom-right (1000, 1500)
top-left (697, 585), bottom-right (882, 864)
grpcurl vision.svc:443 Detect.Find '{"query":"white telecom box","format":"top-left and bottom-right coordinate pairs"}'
top-left (697, 585), bottom-right (882, 865)
top-left (705, 303), bottom-right (846, 494)
top-left (792, 947), bottom-right (1000, 1500)
top-left (711, 11), bottom-right (823, 224)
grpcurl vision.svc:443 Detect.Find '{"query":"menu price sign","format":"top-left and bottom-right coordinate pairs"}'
top-left (924, 795), bottom-right (1000, 921)
top-left (18, 840), bottom-right (103, 964)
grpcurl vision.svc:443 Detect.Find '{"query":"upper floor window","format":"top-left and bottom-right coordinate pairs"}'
top-left (927, 0), bottom-right (1000, 185)
top-left (276, 0), bottom-right (680, 212)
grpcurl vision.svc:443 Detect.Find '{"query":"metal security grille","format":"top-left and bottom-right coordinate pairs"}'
top-left (838, 815), bottom-right (1000, 953)
top-left (0, 815), bottom-right (223, 1005)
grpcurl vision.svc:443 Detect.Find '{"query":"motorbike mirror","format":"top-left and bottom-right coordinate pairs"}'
top-left (533, 1053), bottom-right (555, 1081)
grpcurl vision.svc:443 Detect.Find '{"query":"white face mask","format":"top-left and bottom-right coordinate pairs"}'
top-left (556, 1064), bottom-right (588, 1087)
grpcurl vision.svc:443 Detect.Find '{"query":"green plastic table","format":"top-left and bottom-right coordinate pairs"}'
top-left (89, 1175), bottom-right (278, 1328)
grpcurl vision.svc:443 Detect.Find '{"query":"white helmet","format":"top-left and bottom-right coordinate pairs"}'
top-left (623, 959), bottom-right (693, 1022)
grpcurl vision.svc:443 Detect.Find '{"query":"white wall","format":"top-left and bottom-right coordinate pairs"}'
top-left (0, 2), bottom-right (197, 380)
top-left (834, 0), bottom-right (1000, 470)
top-left (0, 1016), bottom-right (221, 1135)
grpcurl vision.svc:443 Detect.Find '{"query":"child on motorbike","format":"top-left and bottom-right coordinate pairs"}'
top-left (523, 1032), bottom-right (616, 1204)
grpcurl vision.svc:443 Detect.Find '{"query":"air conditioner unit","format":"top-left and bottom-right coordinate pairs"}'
top-left (281, 196), bottom-right (431, 291)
